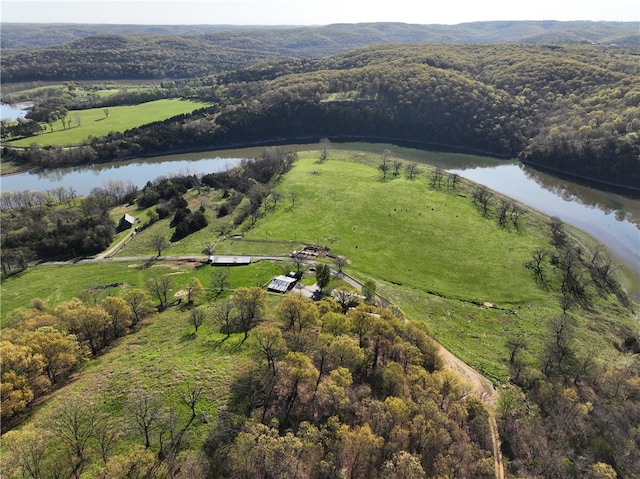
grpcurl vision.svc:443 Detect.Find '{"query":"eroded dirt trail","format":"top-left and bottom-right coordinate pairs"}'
top-left (438, 345), bottom-right (504, 479)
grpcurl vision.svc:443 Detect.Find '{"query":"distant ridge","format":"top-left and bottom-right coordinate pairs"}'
top-left (2, 20), bottom-right (638, 53)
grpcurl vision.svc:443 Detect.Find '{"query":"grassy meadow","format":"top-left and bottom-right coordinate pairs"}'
top-left (248, 152), bottom-right (549, 306)
top-left (2, 148), bottom-right (638, 467)
top-left (15, 304), bottom-right (256, 464)
top-left (2, 148), bottom-right (637, 387)
top-left (7, 98), bottom-right (210, 147)
top-left (1, 260), bottom-right (283, 328)
top-left (83, 149), bottom-right (635, 380)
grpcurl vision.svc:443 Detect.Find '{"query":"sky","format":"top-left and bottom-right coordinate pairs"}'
top-left (1, 0), bottom-right (639, 25)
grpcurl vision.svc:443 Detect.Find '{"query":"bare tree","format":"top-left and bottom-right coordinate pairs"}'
top-left (271, 191), bottom-right (283, 210)
top-left (334, 255), bottom-right (348, 276)
top-left (497, 199), bottom-right (512, 228)
top-left (94, 416), bottom-right (120, 466)
top-left (211, 266), bottom-right (231, 297)
top-left (127, 389), bottom-right (165, 449)
top-left (447, 172), bottom-right (460, 189)
top-left (379, 160), bottom-right (390, 181)
top-left (51, 402), bottom-right (100, 479)
top-left (232, 286), bottom-right (267, 344)
top-left (188, 307), bottom-right (206, 334)
top-left (162, 382), bottom-right (204, 476)
top-left (405, 163), bottom-right (420, 180)
top-left (509, 203), bottom-right (526, 230)
top-left (430, 167), bottom-right (444, 189)
top-left (122, 288), bottom-right (155, 326)
top-left (213, 299), bottom-right (234, 341)
top-left (288, 190), bottom-right (298, 210)
top-left (392, 160), bottom-right (403, 177)
top-left (149, 274), bottom-right (173, 311)
top-left (319, 137), bottom-right (331, 162)
top-left (549, 216), bottom-right (567, 249)
top-left (472, 185), bottom-right (493, 217)
top-left (151, 234), bottom-right (169, 257)
top-left (525, 248), bottom-right (550, 288)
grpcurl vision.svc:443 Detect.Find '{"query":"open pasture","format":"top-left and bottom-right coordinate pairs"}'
top-left (7, 98), bottom-right (210, 147)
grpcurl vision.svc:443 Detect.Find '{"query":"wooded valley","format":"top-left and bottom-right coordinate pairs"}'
top-left (2, 23), bottom-right (639, 190)
top-left (1, 21), bottom-right (639, 479)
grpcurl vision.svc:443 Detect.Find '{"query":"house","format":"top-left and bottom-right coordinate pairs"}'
top-left (267, 275), bottom-right (297, 293)
top-left (117, 213), bottom-right (136, 231)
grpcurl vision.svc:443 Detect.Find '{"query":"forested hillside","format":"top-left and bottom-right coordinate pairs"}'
top-left (4, 43), bottom-right (639, 189)
top-left (2, 21), bottom-right (638, 56)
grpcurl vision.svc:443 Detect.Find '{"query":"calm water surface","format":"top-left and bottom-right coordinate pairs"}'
top-left (1, 142), bottom-right (638, 290)
top-left (0, 103), bottom-right (31, 121)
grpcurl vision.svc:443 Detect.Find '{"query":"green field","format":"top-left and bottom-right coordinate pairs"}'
top-left (1, 260), bottom-right (283, 328)
top-left (2, 150), bottom-right (637, 382)
top-left (6, 98), bottom-right (210, 147)
top-left (2, 149), bottom-right (638, 475)
top-left (249, 152), bottom-right (549, 306)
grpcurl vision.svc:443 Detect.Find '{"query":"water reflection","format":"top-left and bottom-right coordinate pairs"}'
top-left (4, 156), bottom-right (245, 194)
top-left (521, 165), bottom-right (640, 227)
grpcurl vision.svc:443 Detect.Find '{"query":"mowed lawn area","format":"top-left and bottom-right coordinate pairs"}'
top-left (7, 98), bottom-right (210, 147)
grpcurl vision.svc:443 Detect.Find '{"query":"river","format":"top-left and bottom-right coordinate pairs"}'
top-left (0, 102), bottom-right (31, 121)
top-left (1, 142), bottom-right (638, 292)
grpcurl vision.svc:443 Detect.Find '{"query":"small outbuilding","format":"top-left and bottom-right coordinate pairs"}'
top-left (117, 213), bottom-right (136, 231)
top-left (209, 256), bottom-right (252, 266)
top-left (267, 275), bottom-right (297, 293)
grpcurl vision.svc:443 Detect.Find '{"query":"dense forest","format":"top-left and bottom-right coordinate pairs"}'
top-left (3, 40), bottom-right (639, 190)
top-left (2, 21), bottom-right (639, 56)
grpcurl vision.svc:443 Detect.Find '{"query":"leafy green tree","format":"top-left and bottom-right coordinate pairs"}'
top-left (54, 299), bottom-right (110, 356)
top-left (121, 288), bottom-right (154, 326)
top-left (0, 341), bottom-right (45, 421)
top-left (185, 277), bottom-right (205, 305)
top-left (328, 335), bottom-right (366, 374)
top-left (101, 295), bottom-right (132, 339)
top-left (340, 423), bottom-right (384, 479)
top-left (382, 451), bottom-right (426, 479)
top-left (251, 324), bottom-right (288, 372)
top-left (20, 327), bottom-right (81, 384)
top-left (1, 426), bottom-right (52, 479)
top-left (275, 294), bottom-right (318, 332)
top-left (279, 352), bottom-right (319, 424)
top-left (321, 311), bottom-right (352, 336)
top-left (316, 367), bottom-right (353, 418)
top-left (362, 280), bottom-right (376, 304)
top-left (232, 286), bottom-right (267, 344)
top-left (315, 263), bottom-right (331, 292)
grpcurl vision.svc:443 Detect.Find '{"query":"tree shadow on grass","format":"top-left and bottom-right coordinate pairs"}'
top-left (180, 331), bottom-right (197, 342)
top-left (206, 335), bottom-right (245, 352)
